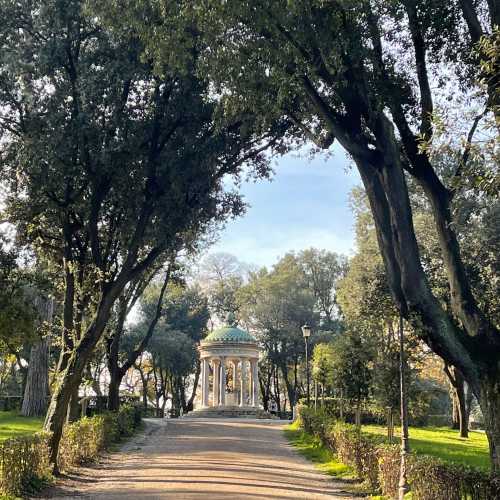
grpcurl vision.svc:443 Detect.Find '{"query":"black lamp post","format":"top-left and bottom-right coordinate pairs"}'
top-left (398, 312), bottom-right (410, 500)
top-left (302, 324), bottom-right (312, 406)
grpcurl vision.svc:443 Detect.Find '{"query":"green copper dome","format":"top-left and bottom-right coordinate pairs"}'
top-left (203, 325), bottom-right (257, 344)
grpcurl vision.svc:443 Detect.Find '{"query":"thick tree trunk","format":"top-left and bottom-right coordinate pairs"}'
top-left (107, 367), bottom-right (121, 412)
top-left (445, 365), bottom-right (469, 438)
top-left (21, 338), bottom-right (49, 417)
top-left (279, 363), bottom-right (295, 407)
top-left (44, 280), bottom-right (123, 472)
top-left (478, 377), bottom-right (500, 471)
top-left (44, 362), bottom-right (82, 472)
top-left (67, 384), bottom-right (80, 423)
top-left (346, 114), bottom-right (500, 458)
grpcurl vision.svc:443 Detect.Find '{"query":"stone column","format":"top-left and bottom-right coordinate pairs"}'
top-left (219, 357), bottom-right (226, 406)
top-left (232, 361), bottom-right (238, 391)
top-left (240, 358), bottom-right (247, 407)
top-left (202, 358), bottom-right (209, 407)
top-left (212, 358), bottom-right (220, 407)
top-left (251, 358), bottom-right (259, 407)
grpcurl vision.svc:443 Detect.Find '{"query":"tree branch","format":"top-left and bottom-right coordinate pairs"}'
top-left (403, 0), bottom-right (434, 140)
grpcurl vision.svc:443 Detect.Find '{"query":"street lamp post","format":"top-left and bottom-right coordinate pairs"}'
top-left (398, 312), bottom-right (410, 500)
top-left (302, 324), bottom-right (312, 406)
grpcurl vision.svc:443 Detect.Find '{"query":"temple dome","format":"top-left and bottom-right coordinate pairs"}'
top-left (203, 325), bottom-right (257, 344)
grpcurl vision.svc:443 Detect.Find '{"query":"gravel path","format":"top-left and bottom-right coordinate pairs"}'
top-left (43, 418), bottom-right (360, 499)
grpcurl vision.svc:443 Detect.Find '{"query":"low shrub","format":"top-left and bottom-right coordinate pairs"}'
top-left (298, 406), bottom-right (335, 441)
top-left (58, 415), bottom-right (107, 470)
top-left (376, 444), bottom-right (400, 498)
top-left (0, 432), bottom-right (51, 497)
top-left (296, 406), bottom-right (500, 499)
top-left (0, 405), bottom-right (143, 497)
top-left (407, 456), bottom-right (500, 500)
top-left (115, 405), bottom-right (138, 437)
top-left (328, 422), bottom-right (381, 490)
top-left (59, 405), bottom-right (143, 471)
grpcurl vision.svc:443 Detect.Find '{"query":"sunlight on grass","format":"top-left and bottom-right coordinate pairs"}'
top-left (363, 424), bottom-right (490, 470)
top-left (284, 421), bottom-right (353, 478)
top-left (0, 411), bottom-right (43, 441)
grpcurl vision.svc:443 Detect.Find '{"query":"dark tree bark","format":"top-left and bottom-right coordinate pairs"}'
top-left (445, 364), bottom-right (469, 438)
top-left (258, 363), bottom-right (272, 411)
top-left (186, 360), bottom-right (201, 412)
top-left (67, 385), bottom-right (80, 423)
top-left (107, 265), bottom-right (172, 411)
top-left (256, 0), bottom-right (500, 469)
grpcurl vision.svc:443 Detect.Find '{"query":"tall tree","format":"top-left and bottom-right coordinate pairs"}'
top-left (0, 0), bottom-right (286, 470)
top-left (194, 0), bottom-right (500, 469)
top-left (238, 254), bottom-right (317, 407)
top-left (106, 259), bottom-right (175, 411)
top-left (298, 248), bottom-right (348, 329)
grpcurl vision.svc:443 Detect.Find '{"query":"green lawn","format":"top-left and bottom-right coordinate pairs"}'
top-left (362, 424), bottom-right (490, 470)
top-left (0, 411), bottom-right (43, 441)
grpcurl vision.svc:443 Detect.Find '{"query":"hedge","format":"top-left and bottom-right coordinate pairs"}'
top-left (0, 432), bottom-right (52, 497)
top-left (0, 404), bottom-right (142, 498)
top-left (297, 406), bottom-right (500, 500)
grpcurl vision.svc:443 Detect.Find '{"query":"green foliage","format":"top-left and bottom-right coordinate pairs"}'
top-left (114, 405), bottom-right (140, 438)
top-left (407, 456), bottom-right (500, 500)
top-left (376, 445), bottom-right (400, 499)
top-left (311, 343), bottom-right (335, 389)
top-left (330, 330), bottom-right (372, 405)
top-left (329, 422), bottom-right (382, 490)
top-left (196, 253), bottom-right (248, 323)
top-left (58, 406), bottom-right (142, 471)
top-left (0, 244), bottom-right (36, 351)
top-left (0, 432), bottom-right (51, 497)
top-left (58, 416), bottom-right (107, 470)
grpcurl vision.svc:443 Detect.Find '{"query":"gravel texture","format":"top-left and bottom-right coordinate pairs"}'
top-left (41, 417), bottom-right (360, 499)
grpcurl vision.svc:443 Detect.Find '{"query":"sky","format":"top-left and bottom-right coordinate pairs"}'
top-left (208, 144), bottom-right (361, 269)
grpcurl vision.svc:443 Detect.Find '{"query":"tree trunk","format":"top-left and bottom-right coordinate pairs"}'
top-left (137, 366), bottom-right (149, 410)
top-left (355, 400), bottom-right (361, 428)
top-left (452, 394), bottom-right (460, 429)
top-left (349, 126), bottom-right (500, 469)
top-left (44, 282), bottom-right (122, 473)
top-left (186, 361), bottom-right (201, 412)
top-left (107, 367), bottom-right (121, 412)
top-left (21, 338), bottom-right (49, 417)
top-left (445, 365), bottom-right (469, 438)
top-left (106, 268), bottom-right (171, 411)
top-left (478, 377), bottom-right (500, 471)
top-left (67, 384), bottom-right (80, 423)
top-left (44, 363), bottom-right (81, 473)
top-left (259, 369), bottom-right (271, 411)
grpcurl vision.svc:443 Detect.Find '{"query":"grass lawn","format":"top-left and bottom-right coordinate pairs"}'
top-left (0, 410), bottom-right (43, 441)
top-left (362, 424), bottom-right (490, 470)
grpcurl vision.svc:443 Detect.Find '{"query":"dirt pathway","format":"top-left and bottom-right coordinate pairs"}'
top-left (43, 418), bottom-right (359, 499)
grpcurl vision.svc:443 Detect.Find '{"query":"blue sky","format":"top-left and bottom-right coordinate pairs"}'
top-left (209, 144), bottom-right (361, 268)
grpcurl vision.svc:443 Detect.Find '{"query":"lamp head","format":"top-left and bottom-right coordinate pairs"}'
top-left (301, 324), bottom-right (312, 338)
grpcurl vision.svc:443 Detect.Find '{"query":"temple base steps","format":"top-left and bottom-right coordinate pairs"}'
top-left (185, 405), bottom-right (275, 419)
